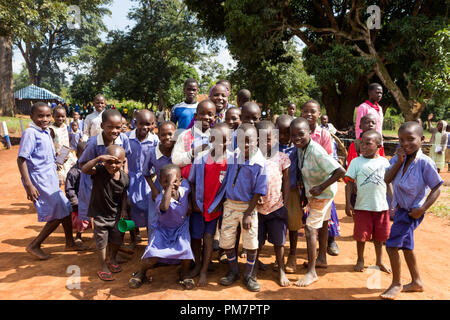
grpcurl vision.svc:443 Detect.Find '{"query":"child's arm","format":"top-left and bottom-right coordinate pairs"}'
top-left (387, 183), bottom-right (394, 210)
top-left (242, 193), bottom-right (262, 230)
top-left (120, 189), bottom-right (129, 219)
top-left (345, 180), bottom-right (355, 217)
top-left (81, 155), bottom-right (118, 175)
top-left (17, 157), bottom-right (39, 202)
top-left (409, 184), bottom-right (441, 219)
top-left (282, 167), bottom-right (290, 206)
top-left (145, 174), bottom-right (160, 201)
top-left (309, 167), bottom-right (346, 197)
top-left (160, 177), bottom-right (177, 212)
top-left (65, 171), bottom-right (79, 209)
top-left (190, 182), bottom-right (202, 213)
top-left (187, 193), bottom-right (193, 217)
top-left (384, 147), bottom-right (406, 184)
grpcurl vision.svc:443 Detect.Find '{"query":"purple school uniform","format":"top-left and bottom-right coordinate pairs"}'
top-left (225, 148), bottom-right (268, 202)
top-left (77, 132), bottom-right (131, 221)
top-left (18, 123), bottom-right (71, 222)
top-left (126, 129), bottom-right (159, 227)
top-left (69, 129), bottom-right (82, 150)
top-left (141, 180), bottom-right (193, 260)
top-left (279, 143), bottom-right (298, 189)
top-left (386, 150), bottom-right (443, 250)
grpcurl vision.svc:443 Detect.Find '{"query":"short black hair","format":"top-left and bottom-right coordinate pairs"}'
top-left (302, 99), bottom-right (320, 110)
top-left (31, 101), bottom-right (50, 115)
top-left (158, 120), bottom-right (176, 132)
top-left (237, 89), bottom-right (251, 100)
top-left (160, 163), bottom-right (181, 178)
top-left (226, 107), bottom-right (241, 116)
top-left (256, 120), bottom-right (275, 131)
top-left (135, 109), bottom-right (155, 122)
top-left (368, 83), bottom-right (382, 92)
top-left (241, 101), bottom-right (261, 115)
top-left (399, 121), bottom-right (424, 136)
top-left (238, 123), bottom-right (257, 134)
top-left (93, 93), bottom-right (105, 101)
top-left (52, 105), bottom-right (66, 115)
top-left (290, 117), bottom-right (309, 130)
top-left (76, 141), bottom-right (87, 155)
top-left (197, 99), bottom-right (216, 113)
top-left (102, 109), bottom-right (122, 123)
top-left (361, 113), bottom-right (377, 124)
top-left (276, 114), bottom-right (293, 129)
top-left (184, 78), bottom-right (198, 88)
top-left (361, 129), bottom-right (382, 145)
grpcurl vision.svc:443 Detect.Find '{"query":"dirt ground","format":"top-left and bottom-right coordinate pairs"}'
top-left (0, 145), bottom-right (449, 300)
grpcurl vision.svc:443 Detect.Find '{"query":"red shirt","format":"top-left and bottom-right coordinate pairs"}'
top-left (203, 155), bottom-right (227, 221)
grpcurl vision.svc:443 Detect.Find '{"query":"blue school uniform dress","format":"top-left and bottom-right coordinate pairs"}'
top-left (126, 129), bottom-right (159, 227)
top-left (141, 180), bottom-right (193, 260)
top-left (386, 150), bottom-right (443, 250)
top-left (69, 129), bottom-right (82, 150)
top-left (142, 144), bottom-right (173, 226)
top-left (18, 123), bottom-right (71, 222)
top-left (77, 132), bottom-right (131, 221)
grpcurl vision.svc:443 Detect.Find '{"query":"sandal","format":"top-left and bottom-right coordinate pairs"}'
top-left (179, 278), bottom-right (195, 290)
top-left (97, 271), bottom-right (114, 281)
top-left (107, 262), bottom-right (122, 273)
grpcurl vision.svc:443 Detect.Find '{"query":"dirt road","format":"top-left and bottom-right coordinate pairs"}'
top-left (0, 145), bottom-right (449, 300)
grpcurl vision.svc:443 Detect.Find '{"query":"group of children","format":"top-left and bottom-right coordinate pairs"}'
top-left (17, 81), bottom-right (443, 300)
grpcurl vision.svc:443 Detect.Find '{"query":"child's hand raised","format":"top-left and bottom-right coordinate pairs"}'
top-left (395, 147), bottom-right (406, 163)
top-left (98, 155), bottom-right (118, 163)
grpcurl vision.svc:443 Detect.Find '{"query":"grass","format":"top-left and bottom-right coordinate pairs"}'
top-left (429, 185), bottom-right (450, 219)
top-left (0, 116), bottom-right (31, 136)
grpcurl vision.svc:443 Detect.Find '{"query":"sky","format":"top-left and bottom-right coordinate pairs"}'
top-left (12, 0), bottom-right (236, 77)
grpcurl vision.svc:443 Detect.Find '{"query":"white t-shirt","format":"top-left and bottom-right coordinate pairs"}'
top-left (345, 155), bottom-right (390, 212)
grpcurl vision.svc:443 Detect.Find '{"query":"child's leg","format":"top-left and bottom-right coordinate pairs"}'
top-left (316, 220), bottom-right (328, 267)
top-left (244, 249), bottom-right (257, 279)
top-left (198, 233), bottom-right (214, 286)
top-left (380, 247), bottom-right (402, 299)
top-left (286, 230), bottom-right (298, 272)
top-left (26, 219), bottom-right (61, 260)
top-left (129, 257), bottom-right (158, 288)
top-left (188, 238), bottom-right (202, 278)
top-left (98, 246), bottom-right (109, 273)
top-left (374, 241), bottom-right (391, 273)
top-left (275, 245), bottom-right (290, 287)
top-left (61, 215), bottom-right (84, 250)
top-left (187, 212), bottom-right (205, 278)
top-left (295, 224), bottom-right (320, 287)
top-left (354, 241), bottom-right (365, 272)
top-left (108, 243), bottom-right (121, 267)
top-left (402, 249), bottom-right (424, 292)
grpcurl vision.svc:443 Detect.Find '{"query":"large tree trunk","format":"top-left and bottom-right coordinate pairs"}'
top-left (321, 78), bottom-right (367, 129)
top-left (0, 36), bottom-right (15, 116)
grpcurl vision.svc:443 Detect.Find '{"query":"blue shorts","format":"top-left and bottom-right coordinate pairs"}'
top-left (386, 207), bottom-right (424, 250)
top-left (258, 206), bottom-right (288, 247)
top-left (190, 211), bottom-right (219, 240)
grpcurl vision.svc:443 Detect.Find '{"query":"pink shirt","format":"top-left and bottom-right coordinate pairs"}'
top-left (257, 152), bottom-right (290, 215)
top-left (310, 126), bottom-right (333, 155)
top-left (355, 101), bottom-right (384, 139)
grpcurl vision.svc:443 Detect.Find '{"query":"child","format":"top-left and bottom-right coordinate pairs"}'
top-left (287, 102), bottom-right (297, 118)
top-left (65, 141), bottom-right (91, 245)
top-left (381, 122), bottom-right (443, 300)
top-left (82, 145), bottom-right (129, 281)
top-left (302, 100), bottom-right (340, 256)
top-left (219, 123), bottom-right (268, 292)
top-left (170, 78), bottom-right (199, 129)
top-left (255, 121), bottom-right (291, 287)
top-left (69, 121), bottom-right (82, 151)
top-left (129, 164), bottom-right (195, 289)
top-left (236, 89), bottom-right (251, 108)
top-left (355, 83), bottom-right (384, 140)
top-left (347, 114), bottom-right (385, 167)
top-left (77, 109), bottom-right (131, 223)
top-left (126, 110), bottom-right (158, 246)
top-left (49, 106), bottom-right (78, 184)
top-left (121, 116), bottom-right (128, 133)
top-left (210, 83), bottom-right (230, 123)
top-left (345, 130), bottom-right (392, 273)
top-left (225, 107), bottom-right (241, 132)
top-left (187, 122), bottom-right (233, 286)
top-left (172, 100), bottom-right (216, 179)
top-left (71, 111), bottom-right (84, 132)
top-left (241, 102), bottom-right (261, 126)
top-left (427, 113), bottom-right (448, 173)
top-left (18, 102), bottom-right (84, 260)
top-left (276, 115), bottom-right (302, 274)
top-left (290, 117), bottom-right (345, 287)
top-left (83, 94), bottom-right (106, 141)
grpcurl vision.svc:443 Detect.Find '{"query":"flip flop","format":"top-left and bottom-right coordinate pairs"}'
top-left (97, 271), bottom-right (114, 281)
top-left (107, 262), bottom-right (122, 273)
top-left (179, 278), bottom-right (195, 290)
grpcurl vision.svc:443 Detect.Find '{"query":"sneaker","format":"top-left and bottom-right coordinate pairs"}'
top-left (285, 254), bottom-right (297, 274)
top-left (243, 275), bottom-right (260, 292)
top-left (219, 271), bottom-right (240, 286)
top-left (327, 239), bottom-right (339, 256)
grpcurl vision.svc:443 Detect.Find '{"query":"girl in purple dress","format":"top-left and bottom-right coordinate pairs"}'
top-left (129, 164), bottom-right (194, 289)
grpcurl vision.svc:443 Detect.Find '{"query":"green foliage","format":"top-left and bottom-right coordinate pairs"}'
top-left (13, 63), bottom-right (30, 90)
top-left (69, 73), bottom-right (99, 105)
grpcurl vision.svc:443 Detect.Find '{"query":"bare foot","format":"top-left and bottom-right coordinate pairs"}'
top-left (354, 260), bottom-right (365, 272)
top-left (294, 271), bottom-right (318, 287)
top-left (65, 242), bottom-right (88, 251)
top-left (186, 264), bottom-right (201, 278)
top-left (402, 281), bottom-right (424, 292)
top-left (198, 272), bottom-right (208, 287)
top-left (376, 262), bottom-right (392, 274)
top-left (278, 270), bottom-right (290, 287)
top-left (380, 283), bottom-right (403, 300)
top-left (303, 259), bottom-right (328, 269)
top-left (26, 245), bottom-right (50, 260)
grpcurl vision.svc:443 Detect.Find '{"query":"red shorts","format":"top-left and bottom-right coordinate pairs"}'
top-left (353, 210), bottom-right (390, 242)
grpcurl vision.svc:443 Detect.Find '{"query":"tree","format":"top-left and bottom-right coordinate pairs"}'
top-left (94, 0), bottom-right (204, 109)
top-left (186, 0), bottom-right (449, 125)
top-left (13, 63), bottom-right (31, 90)
top-left (13, 0), bottom-right (111, 95)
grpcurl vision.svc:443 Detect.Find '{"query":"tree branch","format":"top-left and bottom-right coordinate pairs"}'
top-left (321, 0), bottom-right (338, 29)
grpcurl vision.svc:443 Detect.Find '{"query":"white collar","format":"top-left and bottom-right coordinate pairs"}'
top-left (96, 131), bottom-right (123, 146)
top-left (129, 129), bottom-right (155, 143)
top-left (192, 125), bottom-right (210, 137)
top-left (234, 147), bottom-right (265, 167)
top-left (155, 144), bottom-right (166, 160)
top-left (29, 122), bottom-right (50, 133)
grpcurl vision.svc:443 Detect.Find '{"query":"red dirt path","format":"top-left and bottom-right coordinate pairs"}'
top-left (0, 145), bottom-right (449, 300)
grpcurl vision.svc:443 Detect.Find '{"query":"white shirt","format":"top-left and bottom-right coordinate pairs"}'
top-left (82, 110), bottom-right (104, 141)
